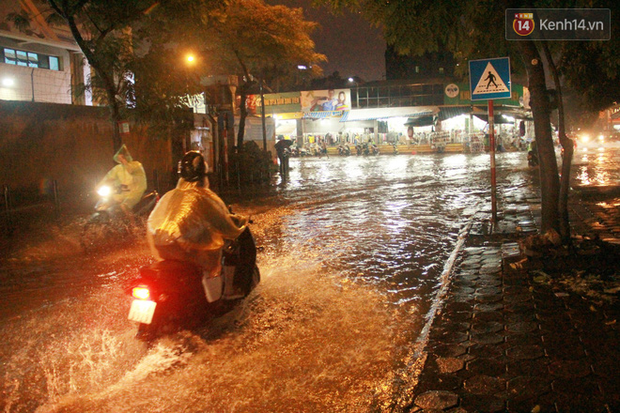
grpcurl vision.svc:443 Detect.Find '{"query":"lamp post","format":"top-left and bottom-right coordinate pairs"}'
top-left (348, 77), bottom-right (358, 109)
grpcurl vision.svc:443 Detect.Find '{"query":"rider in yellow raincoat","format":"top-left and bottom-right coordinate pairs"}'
top-left (97, 144), bottom-right (147, 216)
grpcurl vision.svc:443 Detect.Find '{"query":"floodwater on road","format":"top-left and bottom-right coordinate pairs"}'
top-left (2, 148), bottom-right (611, 412)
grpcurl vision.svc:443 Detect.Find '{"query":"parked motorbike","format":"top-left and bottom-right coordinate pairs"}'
top-left (127, 219), bottom-right (260, 341)
top-left (337, 144), bottom-right (351, 156)
top-left (80, 185), bottom-right (159, 251)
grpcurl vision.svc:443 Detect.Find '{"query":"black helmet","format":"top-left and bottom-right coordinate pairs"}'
top-left (179, 151), bottom-right (207, 183)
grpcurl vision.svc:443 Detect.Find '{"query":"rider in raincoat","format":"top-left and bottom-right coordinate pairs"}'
top-left (147, 151), bottom-right (247, 300)
top-left (97, 144), bottom-right (147, 215)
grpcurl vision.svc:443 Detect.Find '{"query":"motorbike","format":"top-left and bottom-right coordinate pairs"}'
top-left (127, 218), bottom-right (260, 341)
top-left (80, 184), bottom-right (159, 251)
top-left (337, 144), bottom-right (351, 156)
top-left (362, 143), bottom-right (379, 156)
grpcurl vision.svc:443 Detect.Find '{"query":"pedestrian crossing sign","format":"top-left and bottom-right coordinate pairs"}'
top-left (469, 57), bottom-right (511, 101)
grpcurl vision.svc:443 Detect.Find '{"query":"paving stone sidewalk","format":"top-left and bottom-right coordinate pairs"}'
top-left (406, 190), bottom-right (620, 412)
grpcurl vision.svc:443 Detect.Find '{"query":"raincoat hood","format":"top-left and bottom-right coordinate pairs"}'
top-left (113, 144), bottom-right (134, 163)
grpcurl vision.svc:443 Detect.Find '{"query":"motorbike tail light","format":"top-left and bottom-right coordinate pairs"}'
top-left (132, 286), bottom-right (151, 300)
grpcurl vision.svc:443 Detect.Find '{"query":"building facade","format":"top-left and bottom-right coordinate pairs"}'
top-left (0, 0), bottom-right (91, 105)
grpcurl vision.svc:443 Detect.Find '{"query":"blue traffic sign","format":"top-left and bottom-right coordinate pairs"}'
top-left (469, 57), bottom-right (511, 101)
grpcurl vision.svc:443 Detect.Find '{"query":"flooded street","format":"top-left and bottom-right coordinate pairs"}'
top-left (1, 148), bottom-right (617, 412)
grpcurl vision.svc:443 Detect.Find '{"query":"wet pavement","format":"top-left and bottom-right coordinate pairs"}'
top-left (1, 149), bottom-right (619, 412)
top-left (402, 183), bottom-right (620, 412)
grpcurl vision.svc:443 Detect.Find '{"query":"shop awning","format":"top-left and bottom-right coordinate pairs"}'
top-left (472, 105), bottom-right (531, 123)
top-left (438, 106), bottom-right (472, 121)
top-left (339, 106), bottom-right (439, 122)
top-left (405, 115), bottom-right (436, 127)
top-left (473, 114), bottom-right (518, 124)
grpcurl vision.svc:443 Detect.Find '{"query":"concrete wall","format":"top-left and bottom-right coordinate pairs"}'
top-left (0, 101), bottom-right (173, 204)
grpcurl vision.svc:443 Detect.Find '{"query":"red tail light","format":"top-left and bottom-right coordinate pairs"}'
top-left (132, 286), bottom-right (151, 300)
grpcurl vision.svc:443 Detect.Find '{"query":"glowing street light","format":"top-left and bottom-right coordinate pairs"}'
top-left (2, 78), bottom-right (14, 87)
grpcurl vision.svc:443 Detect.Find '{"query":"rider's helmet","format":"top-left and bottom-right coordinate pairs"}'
top-left (179, 151), bottom-right (207, 183)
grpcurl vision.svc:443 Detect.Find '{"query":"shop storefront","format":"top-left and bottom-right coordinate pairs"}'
top-left (250, 81), bottom-right (532, 153)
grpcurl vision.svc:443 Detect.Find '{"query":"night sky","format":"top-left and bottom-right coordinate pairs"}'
top-left (266, 0), bottom-right (386, 82)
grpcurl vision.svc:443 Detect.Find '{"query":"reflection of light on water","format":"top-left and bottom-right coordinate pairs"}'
top-left (29, 259), bottom-right (414, 412)
top-left (385, 155), bottom-right (408, 173)
top-left (344, 159), bottom-right (365, 180)
top-left (441, 154), bottom-right (466, 168)
top-left (577, 166), bottom-right (591, 185)
top-left (597, 199), bottom-right (620, 210)
top-left (574, 149), bottom-right (616, 186)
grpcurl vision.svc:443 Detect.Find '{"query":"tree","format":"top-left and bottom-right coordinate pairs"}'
top-left (317, 0), bottom-right (619, 242)
top-left (205, 0), bottom-right (325, 151)
top-left (43, 0), bottom-right (157, 151)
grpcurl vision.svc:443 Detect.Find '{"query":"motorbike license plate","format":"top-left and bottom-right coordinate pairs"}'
top-left (128, 300), bottom-right (157, 324)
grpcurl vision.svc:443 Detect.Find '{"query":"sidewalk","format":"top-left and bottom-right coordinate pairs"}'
top-left (404, 187), bottom-right (620, 412)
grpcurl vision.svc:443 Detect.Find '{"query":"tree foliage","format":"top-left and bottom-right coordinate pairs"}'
top-left (206, 0), bottom-right (326, 150)
top-left (42, 0), bottom-right (161, 150)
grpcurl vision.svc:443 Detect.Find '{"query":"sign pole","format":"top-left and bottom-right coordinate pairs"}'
top-left (469, 57), bottom-right (510, 227)
top-left (488, 100), bottom-right (497, 223)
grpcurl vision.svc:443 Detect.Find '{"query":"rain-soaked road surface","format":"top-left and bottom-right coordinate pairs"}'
top-left (0, 146), bottom-right (618, 412)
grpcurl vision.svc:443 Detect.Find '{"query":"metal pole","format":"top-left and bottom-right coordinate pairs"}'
top-left (3, 185), bottom-right (13, 233)
top-left (489, 100), bottom-right (497, 223)
top-left (53, 179), bottom-right (60, 220)
top-left (31, 68), bottom-right (35, 102)
top-left (259, 77), bottom-right (267, 151)
top-left (152, 169), bottom-right (160, 194)
top-left (236, 161), bottom-right (241, 192)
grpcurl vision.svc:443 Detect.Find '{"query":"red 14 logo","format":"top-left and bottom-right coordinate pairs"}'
top-left (513, 13), bottom-right (535, 36)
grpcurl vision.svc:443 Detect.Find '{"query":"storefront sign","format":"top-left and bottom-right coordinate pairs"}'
top-left (300, 89), bottom-right (351, 114)
top-left (248, 91), bottom-right (301, 115)
top-left (444, 84), bottom-right (460, 98)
